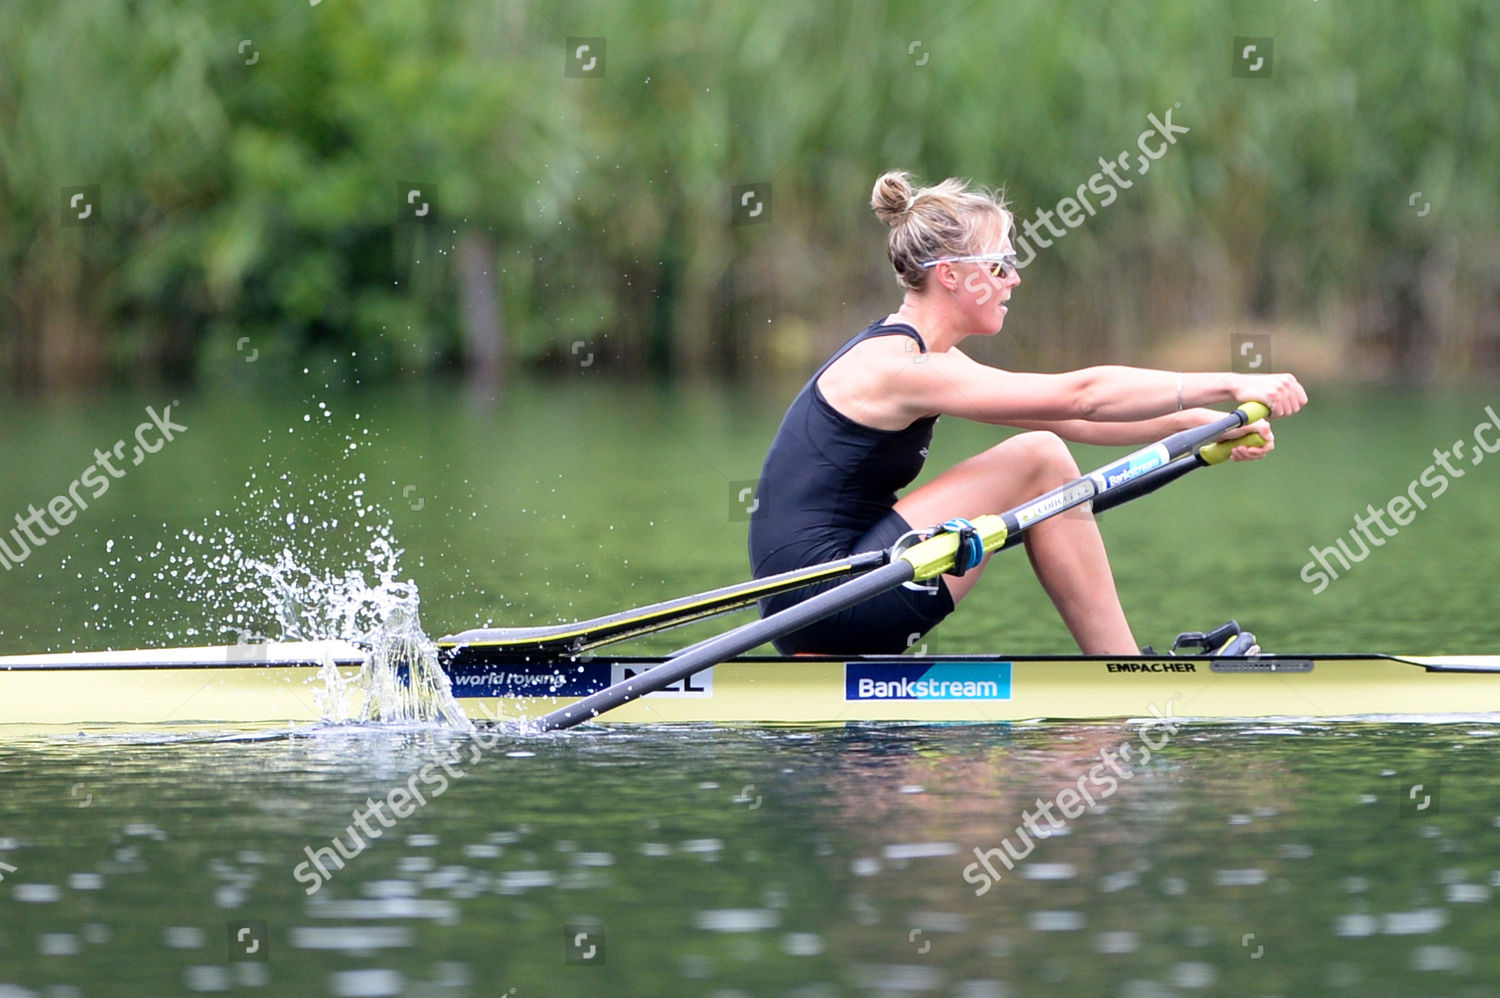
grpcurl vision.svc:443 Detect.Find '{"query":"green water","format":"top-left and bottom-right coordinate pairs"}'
top-left (0, 380), bottom-right (1497, 654)
top-left (3, 380), bottom-right (1500, 995)
top-left (3, 723), bottom-right (1498, 996)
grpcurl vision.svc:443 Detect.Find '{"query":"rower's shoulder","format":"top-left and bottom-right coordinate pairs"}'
top-left (820, 334), bottom-right (928, 389)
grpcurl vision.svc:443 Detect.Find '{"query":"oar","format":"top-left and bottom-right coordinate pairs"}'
top-left (991, 428), bottom-right (1264, 551)
top-left (438, 550), bottom-right (887, 658)
top-left (535, 402), bottom-right (1269, 731)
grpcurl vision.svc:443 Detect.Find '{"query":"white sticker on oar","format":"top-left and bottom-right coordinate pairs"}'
top-left (1015, 481), bottom-right (1096, 526)
top-left (1090, 443), bottom-right (1170, 491)
top-left (609, 664), bottom-right (715, 697)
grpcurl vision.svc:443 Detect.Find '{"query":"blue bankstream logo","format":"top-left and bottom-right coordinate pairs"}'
top-left (1096, 450), bottom-right (1166, 489)
top-left (845, 662), bottom-right (1012, 701)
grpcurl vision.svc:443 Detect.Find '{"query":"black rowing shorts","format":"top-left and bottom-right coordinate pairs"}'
top-left (757, 508), bottom-right (956, 655)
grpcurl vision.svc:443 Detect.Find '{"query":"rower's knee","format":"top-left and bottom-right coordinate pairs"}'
top-left (1006, 430), bottom-right (1081, 483)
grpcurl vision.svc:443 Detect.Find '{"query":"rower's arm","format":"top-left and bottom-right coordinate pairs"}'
top-left (889, 350), bottom-right (1304, 424)
top-left (1004, 409), bottom-right (1223, 446)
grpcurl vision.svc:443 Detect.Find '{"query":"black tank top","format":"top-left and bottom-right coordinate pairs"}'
top-left (748, 320), bottom-right (939, 574)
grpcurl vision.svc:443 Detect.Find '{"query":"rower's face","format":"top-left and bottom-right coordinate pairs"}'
top-left (951, 225), bottom-right (1020, 336)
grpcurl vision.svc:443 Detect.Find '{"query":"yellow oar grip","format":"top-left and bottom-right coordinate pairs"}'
top-left (1200, 400), bottom-right (1270, 465)
top-left (1200, 432), bottom-right (1266, 465)
top-left (1237, 400), bottom-right (1270, 424)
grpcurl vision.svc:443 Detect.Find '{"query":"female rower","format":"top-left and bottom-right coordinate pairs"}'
top-left (747, 170), bottom-right (1306, 655)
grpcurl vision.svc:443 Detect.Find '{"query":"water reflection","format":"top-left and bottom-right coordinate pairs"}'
top-left (1, 720), bottom-right (1498, 996)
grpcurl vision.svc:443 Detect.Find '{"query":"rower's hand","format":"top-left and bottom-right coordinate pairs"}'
top-left (1234, 373), bottom-right (1307, 419)
top-left (1222, 420), bottom-right (1273, 461)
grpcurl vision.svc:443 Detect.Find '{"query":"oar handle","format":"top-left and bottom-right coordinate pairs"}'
top-left (1153, 400), bottom-right (1267, 458)
top-left (898, 402), bottom-right (1271, 580)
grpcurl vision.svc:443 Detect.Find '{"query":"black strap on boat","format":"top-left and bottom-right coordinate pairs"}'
top-left (1142, 621), bottom-right (1256, 657)
top-left (1170, 620), bottom-right (1243, 654)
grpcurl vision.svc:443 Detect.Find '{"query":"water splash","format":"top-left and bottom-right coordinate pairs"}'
top-left (78, 398), bottom-right (470, 727)
top-left (316, 590), bottom-right (471, 728)
top-left (191, 516), bottom-right (469, 727)
top-left (235, 527), bottom-right (408, 644)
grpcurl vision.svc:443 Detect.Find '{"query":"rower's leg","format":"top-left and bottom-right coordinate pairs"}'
top-left (892, 431), bottom-right (1138, 655)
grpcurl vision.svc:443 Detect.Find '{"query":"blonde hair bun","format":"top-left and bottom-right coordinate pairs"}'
top-left (871, 170), bottom-right (916, 227)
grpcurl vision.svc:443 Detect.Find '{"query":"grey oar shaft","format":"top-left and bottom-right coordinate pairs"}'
top-left (536, 560), bottom-right (915, 731)
top-left (993, 452), bottom-right (1203, 552)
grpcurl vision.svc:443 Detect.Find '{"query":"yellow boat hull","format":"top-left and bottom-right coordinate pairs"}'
top-left (2, 643), bottom-right (1498, 728)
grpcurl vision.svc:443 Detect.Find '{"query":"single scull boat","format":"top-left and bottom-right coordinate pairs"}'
top-left (1, 642), bottom-right (1497, 727)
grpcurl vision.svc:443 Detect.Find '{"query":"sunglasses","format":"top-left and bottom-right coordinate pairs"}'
top-left (918, 252), bottom-right (1019, 279)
